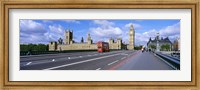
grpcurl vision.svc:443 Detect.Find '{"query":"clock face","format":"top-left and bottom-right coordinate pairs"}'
top-left (130, 31), bottom-right (133, 34)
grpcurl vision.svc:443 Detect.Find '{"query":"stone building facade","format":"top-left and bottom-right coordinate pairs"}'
top-left (147, 33), bottom-right (172, 51)
top-left (49, 31), bottom-right (97, 51)
top-left (173, 37), bottom-right (180, 51)
top-left (108, 38), bottom-right (127, 50)
top-left (49, 24), bottom-right (135, 51)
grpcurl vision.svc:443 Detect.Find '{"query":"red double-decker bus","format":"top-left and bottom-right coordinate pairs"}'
top-left (96, 41), bottom-right (109, 53)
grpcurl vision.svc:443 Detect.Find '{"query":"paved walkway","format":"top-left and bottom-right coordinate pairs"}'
top-left (117, 51), bottom-right (173, 70)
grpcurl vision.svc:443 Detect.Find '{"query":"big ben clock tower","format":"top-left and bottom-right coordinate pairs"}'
top-left (128, 24), bottom-right (135, 50)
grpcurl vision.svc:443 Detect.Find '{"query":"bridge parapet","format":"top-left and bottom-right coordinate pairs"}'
top-left (155, 52), bottom-right (180, 70)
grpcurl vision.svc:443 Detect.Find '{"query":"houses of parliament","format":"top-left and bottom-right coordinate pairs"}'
top-left (49, 24), bottom-right (135, 51)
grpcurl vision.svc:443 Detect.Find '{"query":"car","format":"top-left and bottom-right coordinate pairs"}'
top-left (171, 51), bottom-right (180, 58)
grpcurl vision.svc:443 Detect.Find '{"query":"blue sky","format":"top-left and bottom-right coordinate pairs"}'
top-left (20, 20), bottom-right (180, 46)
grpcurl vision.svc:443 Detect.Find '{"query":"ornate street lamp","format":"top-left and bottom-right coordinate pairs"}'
top-left (156, 32), bottom-right (160, 52)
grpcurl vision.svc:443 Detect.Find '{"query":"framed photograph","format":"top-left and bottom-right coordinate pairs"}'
top-left (1, 0), bottom-right (199, 89)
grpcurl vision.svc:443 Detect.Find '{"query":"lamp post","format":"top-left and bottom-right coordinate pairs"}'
top-left (156, 32), bottom-right (160, 52)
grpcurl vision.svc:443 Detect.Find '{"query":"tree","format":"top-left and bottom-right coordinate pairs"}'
top-left (20, 44), bottom-right (49, 51)
top-left (58, 38), bottom-right (63, 44)
top-left (81, 37), bottom-right (84, 43)
top-left (134, 45), bottom-right (143, 50)
top-left (165, 44), bottom-right (170, 51)
top-left (161, 44), bottom-right (170, 51)
top-left (161, 45), bottom-right (165, 51)
top-left (150, 45), bottom-right (156, 50)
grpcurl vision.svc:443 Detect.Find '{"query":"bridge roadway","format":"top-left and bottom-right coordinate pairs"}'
top-left (20, 50), bottom-right (173, 70)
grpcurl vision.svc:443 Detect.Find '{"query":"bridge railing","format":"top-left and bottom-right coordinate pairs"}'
top-left (155, 52), bottom-right (180, 70)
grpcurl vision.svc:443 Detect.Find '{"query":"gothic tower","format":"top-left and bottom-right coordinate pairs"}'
top-left (109, 37), bottom-right (114, 44)
top-left (87, 32), bottom-right (92, 44)
top-left (117, 38), bottom-right (122, 49)
top-left (49, 41), bottom-right (57, 51)
top-left (128, 24), bottom-right (135, 50)
top-left (64, 30), bottom-right (73, 44)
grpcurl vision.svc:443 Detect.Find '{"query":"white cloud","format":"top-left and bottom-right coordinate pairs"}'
top-left (42, 20), bottom-right (53, 23)
top-left (20, 20), bottom-right (49, 44)
top-left (134, 22), bottom-right (180, 46)
top-left (42, 20), bottom-right (80, 24)
top-left (91, 26), bottom-right (122, 37)
top-left (20, 20), bottom-right (66, 44)
top-left (20, 20), bottom-right (180, 47)
top-left (62, 20), bottom-right (80, 24)
top-left (49, 24), bottom-right (64, 35)
top-left (93, 20), bottom-right (114, 26)
top-left (159, 22), bottom-right (180, 37)
top-left (125, 23), bottom-right (142, 29)
top-left (45, 24), bottom-right (65, 42)
top-left (90, 21), bottom-right (143, 44)
top-left (20, 20), bottom-right (46, 33)
top-left (20, 32), bottom-right (49, 44)
top-left (136, 29), bottom-right (157, 44)
top-left (90, 20), bottom-right (122, 42)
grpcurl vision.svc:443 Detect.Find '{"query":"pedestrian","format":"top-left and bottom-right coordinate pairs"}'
top-left (27, 49), bottom-right (32, 55)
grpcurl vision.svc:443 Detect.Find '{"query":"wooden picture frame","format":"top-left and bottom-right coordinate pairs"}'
top-left (0, 0), bottom-right (199, 90)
